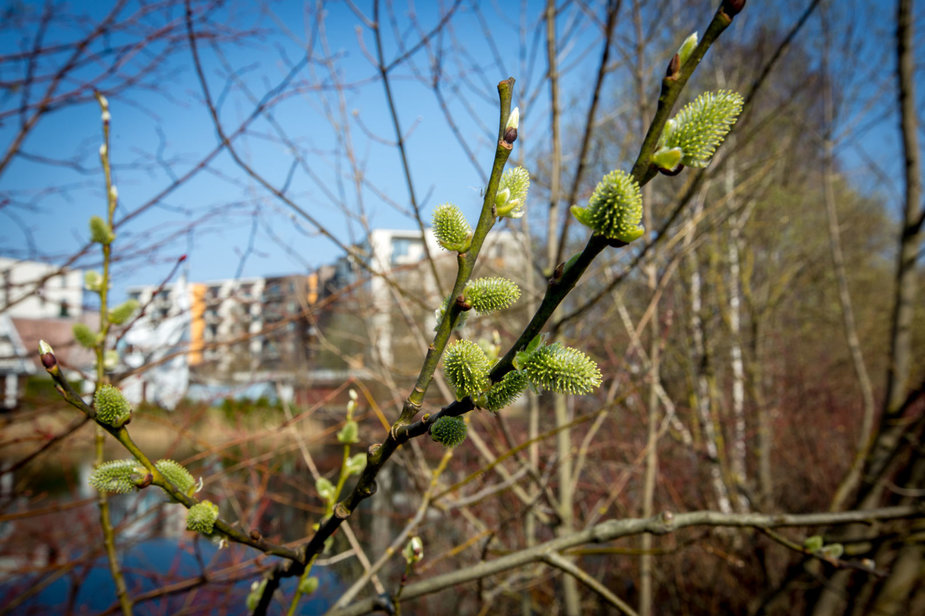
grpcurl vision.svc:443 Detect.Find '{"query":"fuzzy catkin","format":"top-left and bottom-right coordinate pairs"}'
top-left (662, 90), bottom-right (743, 168)
top-left (485, 370), bottom-right (529, 411)
top-left (430, 415), bottom-right (468, 448)
top-left (523, 343), bottom-right (602, 395)
top-left (443, 339), bottom-right (491, 399)
top-left (464, 277), bottom-right (520, 313)
top-left (571, 170), bottom-right (644, 243)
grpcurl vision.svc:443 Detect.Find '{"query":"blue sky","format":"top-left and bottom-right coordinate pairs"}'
top-left (0, 0), bottom-right (916, 303)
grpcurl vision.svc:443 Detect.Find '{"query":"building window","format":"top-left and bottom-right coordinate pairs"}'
top-left (59, 300), bottom-right (69, 317)
top-left (391, 238), bottom-right (420, 265)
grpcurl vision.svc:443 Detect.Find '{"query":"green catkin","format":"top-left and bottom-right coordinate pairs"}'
top-left (495, 166), bottom-right (530, 218)
top-left (464, 277), bottom-right (521, 313)
top-left (156, 459), bottom-right (196, 496)
top-left (109, 299), bottom-right (139, 325)
top-left (658, 90), bottom-right (743, 168)
top-left (485, 370), bottom-right (529, 411)
top-left (186, 501), bottom-right (219, 535)
top-left (89, 216), bottom-right (115, 245)
top-left (73, 323), bottom-right (99, 348)
top-left (430, 415), bottom-right (468, 448)
top-left (432, 203), bottom-right (472, 252)
top-left (443, 339), bottom-right (491, 399)
top-left (570, 170), bottom-right (644, 243)
top-left (523, 342), bottom-right (602, 395)
top-left (94, 384), bottom-right (133, 427)
top-left (89, 459), bottom-right (144, 494)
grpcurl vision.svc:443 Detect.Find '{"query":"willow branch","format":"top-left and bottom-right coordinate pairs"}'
top-left (328, 506), bottom-right (923, 616)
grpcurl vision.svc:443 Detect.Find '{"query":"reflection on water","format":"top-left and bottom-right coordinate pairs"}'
top-left (1, 536), bottom-right (341, 615)
top-left (1, 454), bottom-right (342, 615)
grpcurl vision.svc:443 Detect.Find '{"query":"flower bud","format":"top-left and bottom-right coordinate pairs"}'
top-left (430, 415), bottom-right (468, 448)
top-left (186, 500), bottom-right (219, 535)
top-left (504, 107), bottom-right (520, 144)
top-left (403, 536), bottom-right (424, 564)
top-left (84, 270), bottom-right (103, 292)
top-left (344, 453), bottom-right (366, 476)
top-left (337, 419), bottom-right (359, 445)
top-left (571, 169), bottom-right (644, 243)
top-left (73, 322), bottom-right (99, 349)
top-left (299, 577), bottom-right (319, 595)
top-left (677, 32), bottom-right (698, 68)
top-left (38, 340), bottom-right (57, 369)
top-left (94, 384), bottom-right (133, 427)
top-left (315, 477), bottom-right (335, 504)
top-left (723, 0), bottom-right (746, 17)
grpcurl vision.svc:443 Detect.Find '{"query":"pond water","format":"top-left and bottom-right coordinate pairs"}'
top-left (1, 455), bottom-right (345, 615)
top-left (0, 535), bottom-right (342, 615)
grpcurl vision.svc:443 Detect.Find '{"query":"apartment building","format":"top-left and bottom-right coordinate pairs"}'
top-left (120, 227), bottom-right (529, 405)
top-left (0, 256), bottom-right (84, 319)
top-left (0, 258), bottom-right (89, 409)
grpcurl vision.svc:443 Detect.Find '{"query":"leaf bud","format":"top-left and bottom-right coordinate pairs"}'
top-left (803, 535), bottom-right (824, 553)
top-left (722, 0), bottom-right (746, 17)
top-left (102, 349), bottom-right (119, 371)
top-left (677, 32), bottom-right (698, 68)
top-left (344, 452), bottom-right (366, 476)
top-left (819, 543), bottom-right (844, 559)
top-left (246, 580), bottom-right (268, 611)
top-left (434, 299), bottom-right (469, 332)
